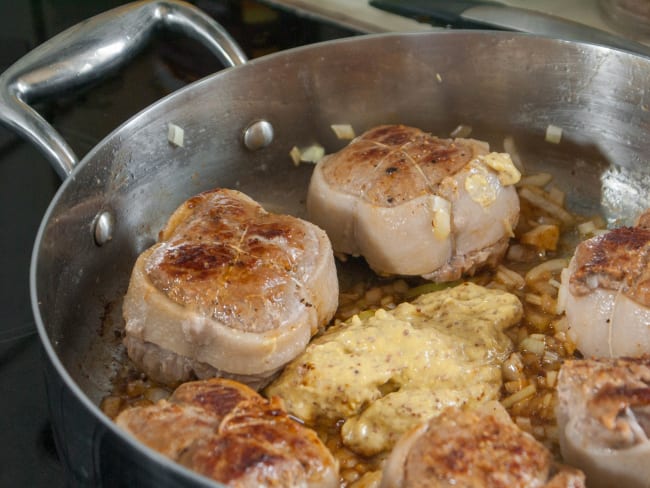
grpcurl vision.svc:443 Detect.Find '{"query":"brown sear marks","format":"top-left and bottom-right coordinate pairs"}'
top-left (171, 379), bottom-right (259, 419)
top-left (145, 189), bottom-right (314, 320)
top-left (361, 124), bottom-right (414, 145)
top-left (179, 435), bottom-right (298, 485)
top-left (160, 243), bottom-right (236, 278)
top-left (588, 382), bottom-right (650, 429)
top-left (570, 225), bottom-right (650, 306)
top-left (425, 143), bottom-right (464, 166)
top-left (404, 408), bottom-right (552, 488)
top-left (320, 124), bottom-right (484, 206)
top-left (118, 378), bottom-right (337, 486)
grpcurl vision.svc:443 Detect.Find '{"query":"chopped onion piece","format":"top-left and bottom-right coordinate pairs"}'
top-left (577, 220), bottom-right (597, 237)
top-left (545, 124), bottom-right (563, 144)
top-left (167, 123), bottom-right (184, 147)
top-left (145, 387), bottom-right (171, 403)
top-left (520, 224), bottom-right (560, 251)
top-left (547, 186), bottom-right (565, 206)
top-left (502, 383), bottom-right (537, 408)
top-left (290, 144), bottom-right (325, 165)
top-left (525, 293), bottom-right (544, 306)
top-left (519, 186), bottom-right (575, 226)
top-left (289, 146), bottom-right (301, 166)
top-left (331, 124), bottom-right (356, 140)
top-left (430, 196), bottom-right (451, 240)
top-left (299, 144), bottom-right (325, 163)
top-left (517, 172), bottom-right (553, 188)
top-left (515, 416), bottom-right (533, 431)
top-left (520, 336), bottom-right (546, 355)
top-left (495, 265), bottom-right (525, 289)
top-left (525, 258), bottom-right (568, 283)
top-left (450, 124), bottom-right (472, 138)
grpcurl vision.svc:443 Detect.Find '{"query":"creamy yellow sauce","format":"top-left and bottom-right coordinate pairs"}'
top-left (266, 282), bottom-right (523, 457)
top-left (464, 152), bottom-right (521, 208)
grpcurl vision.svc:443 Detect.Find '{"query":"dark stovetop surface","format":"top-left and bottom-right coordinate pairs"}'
top-left (0, 2), bottom-right (356, 486)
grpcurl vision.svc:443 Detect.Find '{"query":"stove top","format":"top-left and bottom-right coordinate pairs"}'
top-left (0, 1), bottom-right (357, 486)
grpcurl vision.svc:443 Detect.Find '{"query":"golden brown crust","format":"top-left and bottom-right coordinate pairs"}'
top-left (320, 125), bottom-right (484, 207)
top-left (170, 378), bottom-right (259, 419)
top-left (116, 378), bottom-right (338, 487)
top-left (559, 356), bottom-right (650, 447)
top-left (143, 188), bottom-right (317, 333)
top-left (402, 408), bottom-right (552, 488)
top-left (115, 402), bottom-right (218, 459)
top-left (569, 226), bottom-right (650, 307)
top-left (183, 396), bottom-right (336, 486)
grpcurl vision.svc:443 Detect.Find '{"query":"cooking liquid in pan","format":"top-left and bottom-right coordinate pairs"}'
top-left (98, 149), bottom-right (593, 486)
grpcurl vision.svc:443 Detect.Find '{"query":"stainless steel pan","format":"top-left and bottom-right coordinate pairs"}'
top-left (3, 0), bottom-right (650, 486)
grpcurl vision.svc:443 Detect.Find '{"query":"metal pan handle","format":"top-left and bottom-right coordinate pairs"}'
top-left (0, 0), bottom-right (247, 179)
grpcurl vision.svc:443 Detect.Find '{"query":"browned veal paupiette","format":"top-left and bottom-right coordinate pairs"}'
top-left (122, 188), bottom-right (338, 389)
top-left (307, 125), bottom-right (521, 281)
top-left (116, 378), bottom-right (339, 487)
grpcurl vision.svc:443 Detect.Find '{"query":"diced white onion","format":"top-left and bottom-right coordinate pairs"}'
top-left (545, 124), bottom-right (563, 144)
top-left (518, 186), bottom-right (575, 225)
top-left (331, 124), bottom-right (356, 140)
top-left (547, 186), bottom-right (565, 206)
top-left (520, 336), bottom-right (546, 355)
top-left (300, 144), bottom-right (325, 163)
top-left (525, 293), bottom-right (543, 306)
top-left (430, 196), bottom-right (451, 240)
top-left (502, 383), bottom-right (536, 408)
top-left (167, 123), bottom-right (184, 147)
top-left (516, 416), bottom-right (533, 431)
top-left (525, 258), bottom-right (569, 283)
top-left (517, 172), bottom-right (553, 188)
top-left (450, 124), bottom-right (472, 138)
top-left (289, 146), bottom-right (301, 166)
top-left (290, 144), bottom-right (325, 165)
top-left (144, 387), bottom-right (170, 403)
top-left (496, 265), bottom-right (526, 289)
top-left (520, 224), bottom-right (560, 251)
top-left (577, 220), bottom-right (597, 237)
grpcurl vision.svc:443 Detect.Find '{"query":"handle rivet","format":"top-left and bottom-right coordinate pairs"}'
top-left (243, 119), bottom-right (274, 150)
top-left (94, 211), bottom-right (115, 246)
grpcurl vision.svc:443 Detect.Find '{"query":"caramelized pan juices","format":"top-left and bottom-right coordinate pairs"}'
top-left (102, 128), bottom-right (606, 487)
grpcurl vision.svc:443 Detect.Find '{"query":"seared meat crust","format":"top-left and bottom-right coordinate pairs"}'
top-left (557, 356), bottom-right (650, 488)
top-left (381, 404), bottom-right (585, 488)
top-left (569, 226), bottom-right (650, 307)
top-left (147, 188), bottom-right (333, 333)
top-left (307, 124), bottom-right (520, 280)
top-left (116, 378), bottom-right (338, 488)
top-left (558, 213), bottom-right (650, 357)
top-left (319, 125), bottom-right (479, 207)
top-left (122, 188), bottom-right (338, 386)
